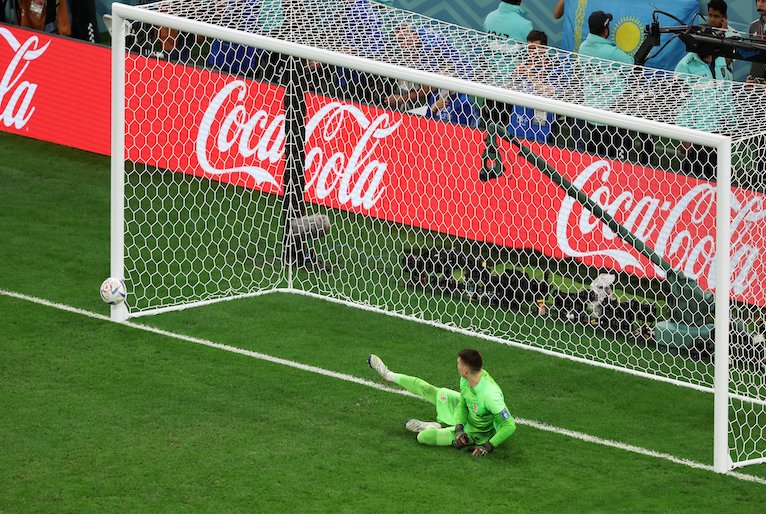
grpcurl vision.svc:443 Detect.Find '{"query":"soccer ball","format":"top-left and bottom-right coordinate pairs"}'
top-left (100, 277), bottom-right (127, 305)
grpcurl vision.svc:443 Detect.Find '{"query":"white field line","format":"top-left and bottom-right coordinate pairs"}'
top-left (1, 288), bottom-right (765, 486)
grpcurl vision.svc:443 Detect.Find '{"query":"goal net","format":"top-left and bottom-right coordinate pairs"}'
top-left (112, 0), bottom-right (766, 472)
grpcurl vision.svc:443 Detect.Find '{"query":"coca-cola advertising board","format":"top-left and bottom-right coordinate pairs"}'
top-left (0, 26), bottom-right (109, 154)
top-left (2, 25), bottom-right (765, 306)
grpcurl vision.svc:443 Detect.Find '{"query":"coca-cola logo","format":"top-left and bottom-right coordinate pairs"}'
top-left (157, 70), bottom-right (766, 302)
top-left (558, 160), bottom-right (765, 295)
top-left (197, 80), bottom-right (400, 207)
top-left (0, 27), bottom-right (49, 130)
top-left (197, 80), bottom-right (283, 187)
top-left (304, 101), bottom-right (400, 210)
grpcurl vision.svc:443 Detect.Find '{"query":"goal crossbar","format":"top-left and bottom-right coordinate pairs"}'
top-left (111, 3), bottom-right (726, 148)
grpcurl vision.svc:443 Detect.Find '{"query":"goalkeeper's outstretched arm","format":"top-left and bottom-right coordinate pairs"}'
top-left (488, 404), bottom-right (516, 448)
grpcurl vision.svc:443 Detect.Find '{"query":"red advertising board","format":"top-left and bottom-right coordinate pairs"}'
top-left (3, 24), bottom-right (765, 306)
top-left (0, 25), bottom-right (110, 154)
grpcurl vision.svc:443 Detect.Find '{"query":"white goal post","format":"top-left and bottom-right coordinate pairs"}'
top-left (110, 0), bottom-right (766, 473)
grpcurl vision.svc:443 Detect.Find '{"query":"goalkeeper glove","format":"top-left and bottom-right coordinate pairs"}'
top-left (471, 442), bottom-right (494, 457)
top-left (452, 425), bottom-right (470, 449)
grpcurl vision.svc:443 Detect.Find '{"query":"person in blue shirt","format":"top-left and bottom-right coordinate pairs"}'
top-left (342, 0), bottom-right (384, 59)
top-left (506, 30), bottom-right (559, 142)
top-left (425, 90), bottom-right (480, 128)
top-left (396, 25), bottom-right (473, 79)
top-left (483, 0), bottom-right (533, 43)
top-left (207, 0), bottom-right (277, 76)
top-left (386, 25), bottom-right (473, 112)
top-left (336, 0), bottom-right (397, 106)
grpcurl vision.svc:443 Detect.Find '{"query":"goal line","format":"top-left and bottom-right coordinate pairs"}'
top-left (1, 286), bottom-right (764, 484)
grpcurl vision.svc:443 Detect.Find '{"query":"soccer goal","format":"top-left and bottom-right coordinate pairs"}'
top-left (110, 0), bottom-right (766, 473)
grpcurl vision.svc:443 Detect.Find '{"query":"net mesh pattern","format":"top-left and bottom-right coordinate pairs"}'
top-left (119, 0), bottom-right (766, 469)
top-left (134, 0), bottom-right (766, 142)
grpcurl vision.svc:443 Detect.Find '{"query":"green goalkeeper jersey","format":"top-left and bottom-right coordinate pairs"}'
top-left (457, 369), bottom-right (515, 448)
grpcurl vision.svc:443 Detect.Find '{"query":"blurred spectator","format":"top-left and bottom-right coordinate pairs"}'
top-left (425, 88), bottom-right (480, 127)
top-left (342, 0), bottom-right (384, 59)
top-left (18, 0), bottom-right (70, 35)
top-left (578, 11), bottom-right (631, 64)
top-left (482, 0), bottom-right (531, 130)
top-left (749, 0), bottom-right (766, 82)
top-left (552, 0), bottom-right (564, 20)
top-left (396, 24), bottom-right (473, 78)
top-left (209, 38), bottom-right (260, 73)
top-left (0, 0), bottom-right (9, 24)
top-left (507, 30), bottom-right (559, 142)
top-left (706, 1), bottom-right (732, 69)
top-left (674, 50), bottom-right (732, 88)
top-left (509, 31), bottom-right (557, 98)
top-left (156, 27), bottom-right (198, 62)
top-left (386, 24), bottom-right (473, 108)
top-left (336, 0), bottom-right (396, 107)
top-left (577, 11), bottom-right (632, 160)
top-left (483, 0), bottom-right (532, 43)
top-left (707, 0), bottom-right (730, 32)
top-left (674, 48), bottom-right (733, 180)
top-left (207, 0), bottom-right (279, 74)
top-left (272, 0), bottom-right (395, 103)
top-left (69, 0), bottom-right (99, 43)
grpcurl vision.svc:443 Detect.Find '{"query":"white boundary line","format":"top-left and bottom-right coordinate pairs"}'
top-left (120, 288), bottom-right (766, 408)
top-left (287, 291), bottom-right (719, 394)
top-left (1, 287), bottom-right (765, 486)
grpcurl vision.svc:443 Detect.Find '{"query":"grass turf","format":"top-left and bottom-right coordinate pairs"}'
top-left (3, 296), bottom-right (766, 512)
top-left (2, 131), bottom-right (766, 511)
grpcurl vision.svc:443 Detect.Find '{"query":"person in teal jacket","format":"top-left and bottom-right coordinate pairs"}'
top-left (674, 50), bottom-right (733, 180)
top-left (368, 350), bottom-right (516, 456)
top-left (482, 2), bottom-right (532, 132)
top-left (483, 0), bottom-right (533, 43)
top-left (674, 50), bottom-right (732, 83)
top-left (577, 11), bottom-right (635, 161)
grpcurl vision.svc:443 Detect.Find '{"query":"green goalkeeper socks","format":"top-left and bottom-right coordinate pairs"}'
top-left (392, 373), bottom-right (439, 405)
top-left (416, 427), bottom-right (456, 446)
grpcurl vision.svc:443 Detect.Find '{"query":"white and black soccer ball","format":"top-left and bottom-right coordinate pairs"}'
top-left (100, 277), bottom-right (127, 305)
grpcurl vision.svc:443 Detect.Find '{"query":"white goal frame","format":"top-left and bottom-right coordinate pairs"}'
top-left (110, 2), bottom-right (741, 472)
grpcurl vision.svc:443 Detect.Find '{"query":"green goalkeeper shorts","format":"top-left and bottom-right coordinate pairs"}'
top-left (434, 388), bottom-right (493, 445)
top-left (435, 388), bottom-right (462, 426)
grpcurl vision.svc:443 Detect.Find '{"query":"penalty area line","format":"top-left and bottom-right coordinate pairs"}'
top-left (1, 287), bottom-right (765, 486)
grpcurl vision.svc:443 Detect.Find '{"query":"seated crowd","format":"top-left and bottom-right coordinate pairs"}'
top-left (2, 0), bottom-right (100, 43)
top-left (188, 0), bottom-right (761, 181)
top-left (4, 0), bottom-right (762, 180)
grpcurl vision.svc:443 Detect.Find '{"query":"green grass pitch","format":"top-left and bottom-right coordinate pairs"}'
top-left (2, 131), bottom-right (766, 512)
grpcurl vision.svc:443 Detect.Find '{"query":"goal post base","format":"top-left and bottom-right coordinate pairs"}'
top-left (729, 456), bottom-right (766, 471)
top-left (125, 289), bottom-right (287, 320)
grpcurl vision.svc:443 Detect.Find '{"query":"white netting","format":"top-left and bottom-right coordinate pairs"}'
top-left (732, 400), bottom-right (766, 467)
top-left (118, 0), bottom-right (766, 469)
top-left (133, 0), bottom-right (766, 142)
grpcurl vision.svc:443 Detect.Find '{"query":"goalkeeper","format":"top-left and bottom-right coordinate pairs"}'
top-left (368, 349), bottom-right (516, 456)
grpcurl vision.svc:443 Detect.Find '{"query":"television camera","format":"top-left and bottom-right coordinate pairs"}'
top-left (634, 10), bottom-right (766, 66)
